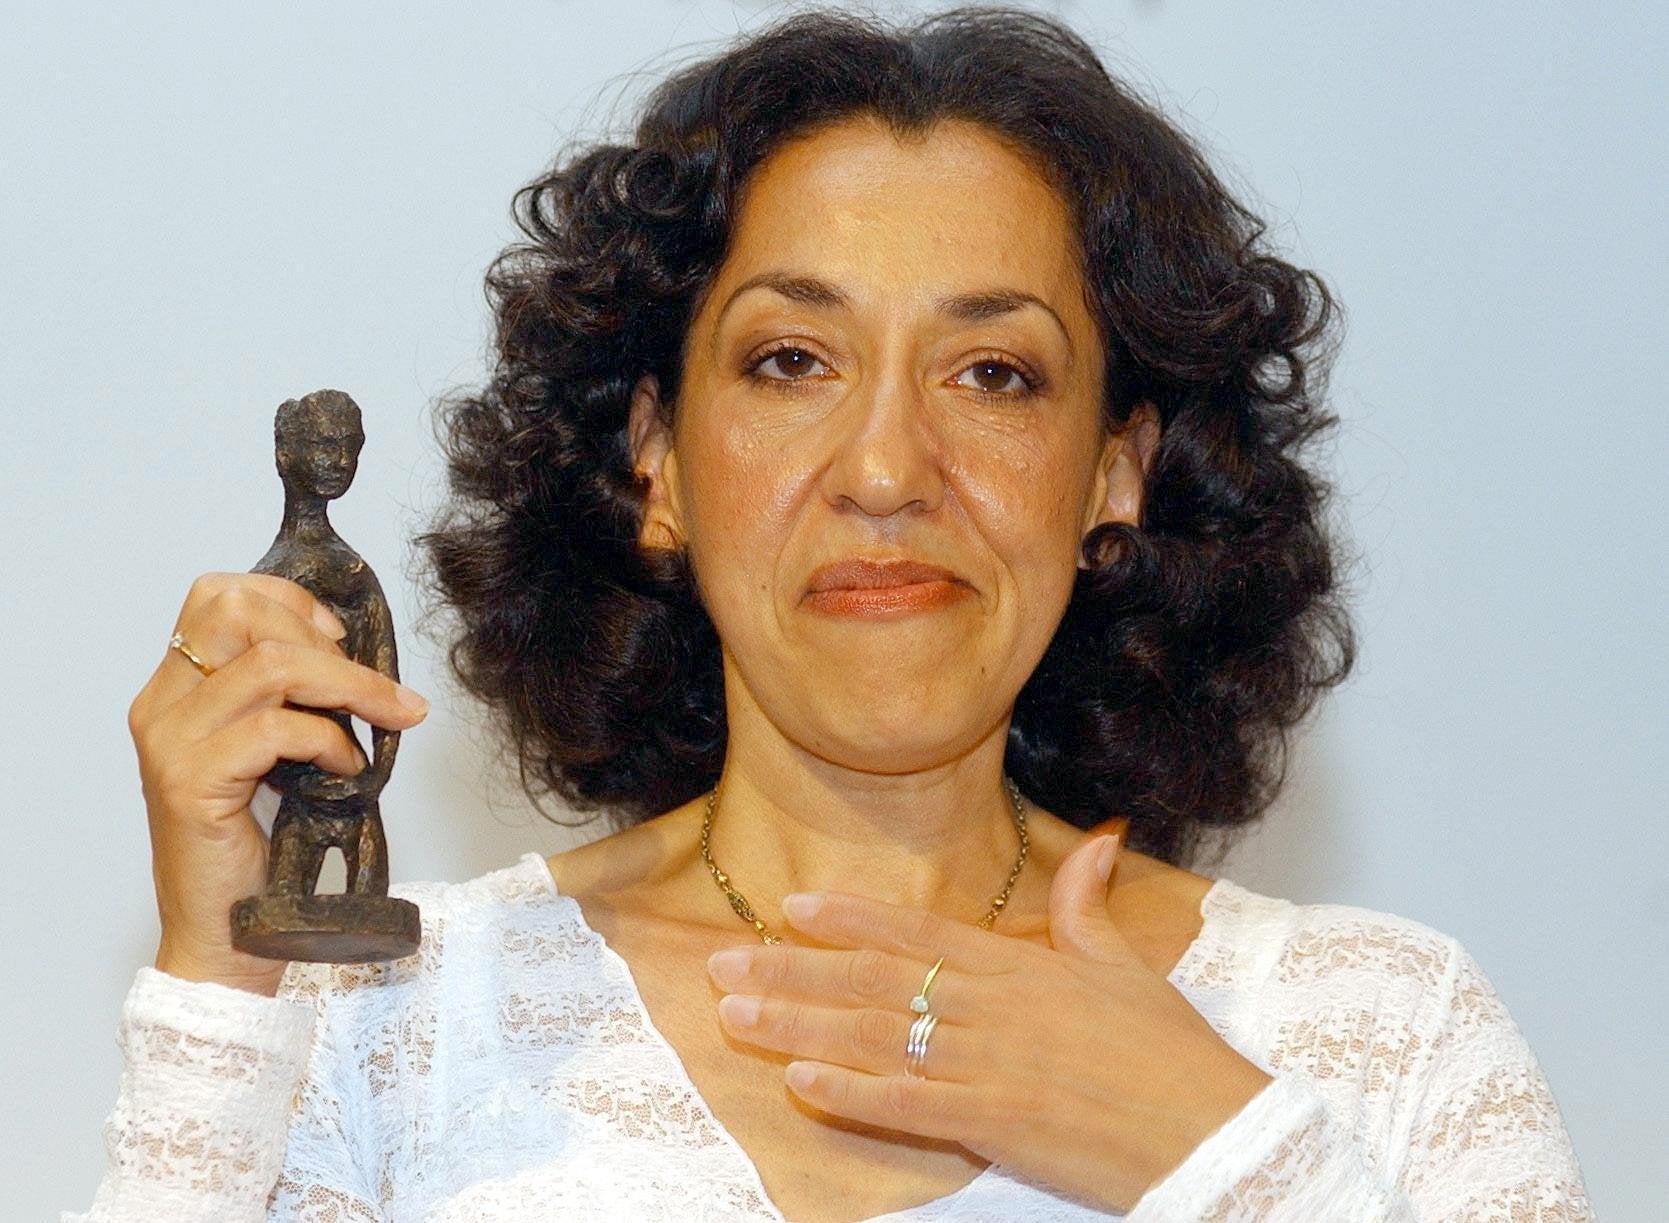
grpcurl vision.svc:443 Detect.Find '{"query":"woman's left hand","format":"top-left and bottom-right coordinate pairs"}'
top-left (705, 832), bottom-right (1274, 1214)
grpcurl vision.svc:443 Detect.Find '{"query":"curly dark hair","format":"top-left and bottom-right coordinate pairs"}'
top-left (418, 4), bottom-right (1355, 868)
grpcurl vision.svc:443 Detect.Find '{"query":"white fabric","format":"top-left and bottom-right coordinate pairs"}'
top-left (65, 851), bottom-right (1594, 1221)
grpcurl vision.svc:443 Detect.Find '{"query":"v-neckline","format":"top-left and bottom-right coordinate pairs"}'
top-left (516, 850), bottom-right (1230, 1222)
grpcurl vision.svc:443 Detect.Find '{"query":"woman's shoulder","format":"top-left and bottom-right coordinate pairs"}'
top-left (1225, 876), bottom-right (1463, 976)
top-left (1182, 871), bottom-right (1481, 1031)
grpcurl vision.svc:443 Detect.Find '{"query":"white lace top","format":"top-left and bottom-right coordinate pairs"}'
top-left (65, 851), bottom-right (1593, 1221)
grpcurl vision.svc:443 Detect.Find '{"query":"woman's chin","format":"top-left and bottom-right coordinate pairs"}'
top-left (794, 702), bottom-right (1001, 769)
top-left (806, 743), bottom-right (982, 776)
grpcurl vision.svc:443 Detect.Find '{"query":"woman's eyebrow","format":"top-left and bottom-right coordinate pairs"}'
top-left (714, 271), bottom-right (1073, 355)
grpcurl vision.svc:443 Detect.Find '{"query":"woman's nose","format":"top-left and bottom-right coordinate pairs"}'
top-left (818, 368), bottom-right (946, 520)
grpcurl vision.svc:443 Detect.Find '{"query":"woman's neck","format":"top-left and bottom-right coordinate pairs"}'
top-left (701, 738), bottom-right (1025, 924)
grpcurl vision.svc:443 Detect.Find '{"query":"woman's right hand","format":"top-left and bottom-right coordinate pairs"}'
top-left (128, 573), bottom-right (430, 997)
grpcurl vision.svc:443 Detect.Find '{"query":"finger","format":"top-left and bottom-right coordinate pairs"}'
top-left (782, 1060), bottom-right (980, 1146)
top-left (708, 944), bottom-right (973, 1016)
top-left (175, 571), bottom-right (347, 641)
top-left (145, 581), bottom-right (351, 712)
top-left (179, 581), bottom-right (350, 666)
top-left (173, 639), bottom-right (424, 740)
top-left (716, 994), bottom-right (982, 1084)
top-left (197, 705), bottom-right (371, 791)
top-left (779, 890), bottom-right (1007, 971)
top-left (1046, 832), bottom-right (1137, 964)
top-left (1091, 816), bottom-right (1132, 890)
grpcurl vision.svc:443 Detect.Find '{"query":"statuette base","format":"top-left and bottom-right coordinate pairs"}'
top-left (230, 892), bottom-right (421, 963)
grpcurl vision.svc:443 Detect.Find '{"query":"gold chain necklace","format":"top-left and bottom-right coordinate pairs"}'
top-left (699, 774), bottom-right (1030, 944)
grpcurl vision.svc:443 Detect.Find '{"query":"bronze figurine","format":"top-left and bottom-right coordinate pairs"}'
top-left (230, 389), bottom-right (422, 963)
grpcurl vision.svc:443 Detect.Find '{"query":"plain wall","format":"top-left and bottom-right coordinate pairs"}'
top-left (3, 2), bottom-right (1662, 1217)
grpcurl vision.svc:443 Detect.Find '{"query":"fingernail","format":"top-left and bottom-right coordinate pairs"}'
top-left (1095, 834), bottom-right (1120, 885)
top-left (354, 746), bottom-right (370, 772)
top-left (782, 892), bottom-right (822, 922)
top-left (313, 605), bottom-right (348, 639)
top-left (707, 947), bottom-right (751, 989)
top-left (719, 994), bottom-right (761, 1026)
top-left (395, 684), bottom-right (429, 714)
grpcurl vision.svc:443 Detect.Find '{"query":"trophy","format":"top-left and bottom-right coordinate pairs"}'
top-left (229, 389), bottom-right (422, 963)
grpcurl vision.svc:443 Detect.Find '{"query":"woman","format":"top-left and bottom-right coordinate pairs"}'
top-left (69, 7), bottom-right (1592, 1220)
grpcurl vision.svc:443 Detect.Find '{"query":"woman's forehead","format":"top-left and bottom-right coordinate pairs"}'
top-left (710, 117), bottom-right (1089, 333)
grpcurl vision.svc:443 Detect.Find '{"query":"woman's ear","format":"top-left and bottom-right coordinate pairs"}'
top-left (1078, 402), bottom-right (1160, 562)
top-left (628, 374), bottom-right (685, 553)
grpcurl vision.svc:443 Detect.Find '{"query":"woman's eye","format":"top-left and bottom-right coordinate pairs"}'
top-left (749, 347), bottom-right (827, 382)
top-left (745, 348), bottom-right (1039, 398)
top-left (954, 359), bottom-right (1034, 397)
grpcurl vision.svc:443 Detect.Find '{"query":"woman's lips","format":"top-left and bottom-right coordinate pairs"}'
top-left (804, 579), bottom-right (970, 617)
top-left (803, 558), bottom-right (970, 617)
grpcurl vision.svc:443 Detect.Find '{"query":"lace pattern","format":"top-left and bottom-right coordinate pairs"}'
top-left (65, 854), bottom-right (1594, 1221)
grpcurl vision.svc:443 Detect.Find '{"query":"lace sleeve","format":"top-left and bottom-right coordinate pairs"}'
top-left (60, 966), bottom-right (317, 1221)
top-left (61, 964), bottom-right (388, 1222)
top-left (1127, 931), bottom-right (1594, 1221)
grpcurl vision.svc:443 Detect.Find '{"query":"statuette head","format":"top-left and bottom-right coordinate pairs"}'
top-left (275, 388), bottom-right (364, 501)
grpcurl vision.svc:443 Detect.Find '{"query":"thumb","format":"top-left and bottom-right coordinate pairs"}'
top-left (1047, 824), bottom-right (1131, 963)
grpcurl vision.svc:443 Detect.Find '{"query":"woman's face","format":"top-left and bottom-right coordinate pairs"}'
top-left (631, 114), bottom-right (1156, 774)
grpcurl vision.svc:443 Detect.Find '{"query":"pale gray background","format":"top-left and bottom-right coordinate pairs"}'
top-left (4, 1), bottom-right (1663, 1218)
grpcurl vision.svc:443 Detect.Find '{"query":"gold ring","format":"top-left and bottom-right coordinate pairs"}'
top-left (168, 631), bottom-right (215, 677)
top-left (909, 955), bottom-right (946, 1015)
